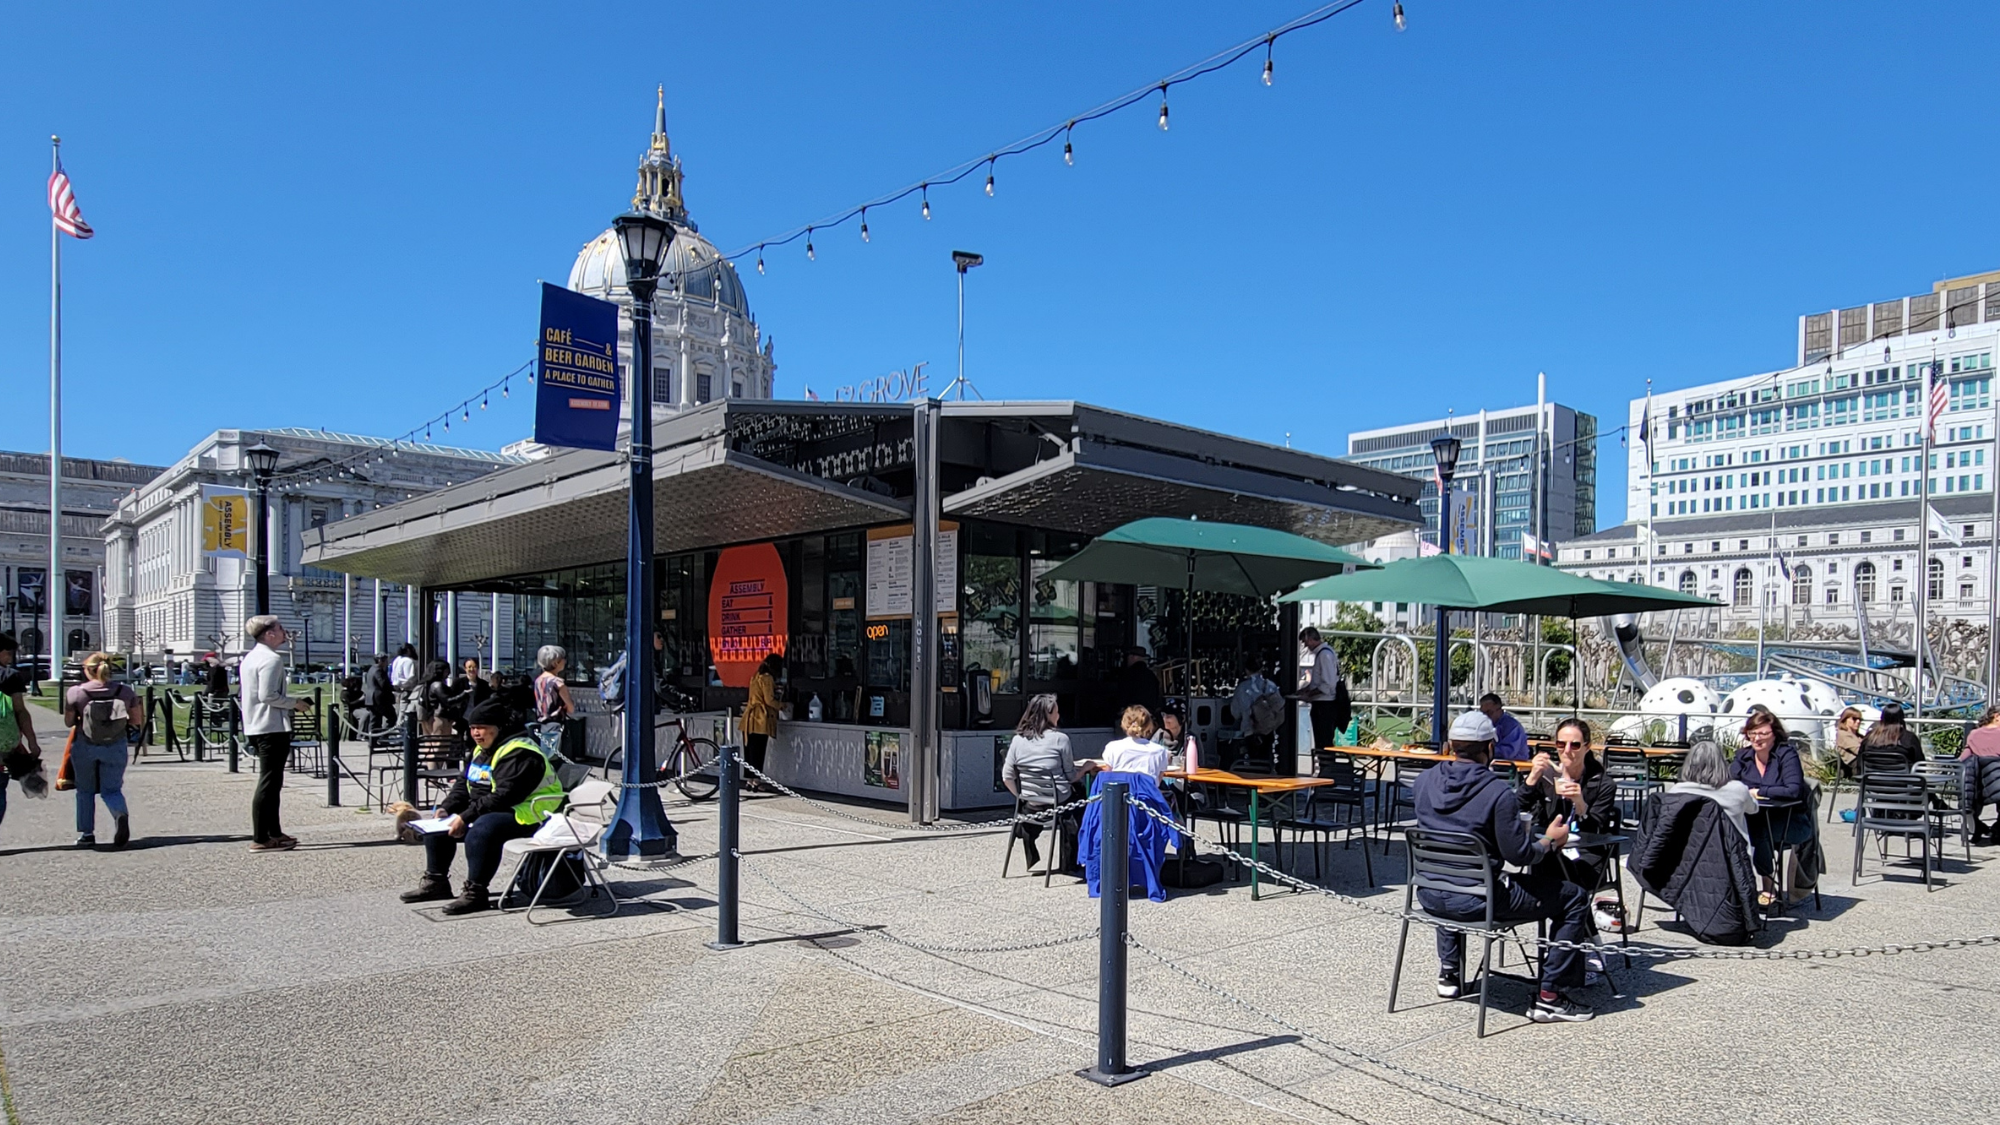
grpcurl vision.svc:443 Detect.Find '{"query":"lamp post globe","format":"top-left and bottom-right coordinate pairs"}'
top-left (607, 209), bottom-right (678, 859)
top-left (1429, 433), bottom-right (1462, 744)
top-left (245, 441), bottom-right (280, 617)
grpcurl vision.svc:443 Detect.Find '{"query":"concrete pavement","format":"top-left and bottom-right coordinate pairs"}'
top-left (3, 702), bottom-right (1998, 1125)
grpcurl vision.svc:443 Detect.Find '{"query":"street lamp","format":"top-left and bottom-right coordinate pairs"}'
top-left (245, 441), bottom-right (280, 616)
top-left (1430, 432), bottom-right (1463, 743)
top-left (300, 611), bottom-right (313, 680)
top-left (608, 209), bottom-right (677, 859)
top-left (947, 251), bottom-right (984, 400)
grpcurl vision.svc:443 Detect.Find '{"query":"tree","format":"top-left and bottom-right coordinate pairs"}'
top-left (1328, 603), bottom-right (1383, 683)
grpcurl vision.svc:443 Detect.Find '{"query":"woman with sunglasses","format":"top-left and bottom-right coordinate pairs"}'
top-left (1520, 717), bottom-right (1619, 892)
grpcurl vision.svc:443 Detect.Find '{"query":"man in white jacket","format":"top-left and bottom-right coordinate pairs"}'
top-left (240, 615), bottom-right (309, 852)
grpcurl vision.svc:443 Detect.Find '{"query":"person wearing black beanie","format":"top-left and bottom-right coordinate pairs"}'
top-left (400, 694), bottom-right (559, 915)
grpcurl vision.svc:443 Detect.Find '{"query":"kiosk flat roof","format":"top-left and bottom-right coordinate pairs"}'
top-left (302, 400), bottom-right (1420, 588)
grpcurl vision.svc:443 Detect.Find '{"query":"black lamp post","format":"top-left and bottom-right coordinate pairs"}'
top-left (606, 209), bottom-right (676, 859)
top-left (245, 441), bottom-right (280, 616)
top-left (1430, 432), bottom-right (1462, 744)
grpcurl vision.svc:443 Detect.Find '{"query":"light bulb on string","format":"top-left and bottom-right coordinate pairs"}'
top-left (805, 229), bottom-right (815, 261)
top-left (985, 159), bottom-right (995, 196)
top-left (1157, 85), bottom-right (1170, 131)
top-left (859, 208), bottom-right (869, 242)
top-left (1394, 1), bottom-right (1406, 31)
top-left (502, 379), bottom-right (509, 398)
top-left (1263, 36), bottom-right (1274, 85)
top-left (1063, 122), bottom-right (1075, 165)
top-left (756, 246), bottom-right (766, 274)
top-left (920, 184), bottom-right (931, 220)
top-left (462, 406), bottom-right (470, 421)
top-left (481, 394), bottom-right (488, 411)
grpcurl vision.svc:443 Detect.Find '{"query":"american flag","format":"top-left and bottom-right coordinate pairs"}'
top-left (48, 161), bottom-right (93, 239)
top-left (1926, 359), bottom-right (1948, 439)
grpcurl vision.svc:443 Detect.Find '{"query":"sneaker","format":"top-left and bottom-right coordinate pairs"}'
top-left (399, 873), bottom-right (454, 904)
top-left (1585, 952), bottom-right (1606, 975)
top-left (1529, 993), bottom-right (1595, 1023)
top-left (74, 834), bottom-right (96, 849)
top-left (249, 837), bottom-right (298, 852)
top-left (1436, 972), bottom-right (1462, 1000)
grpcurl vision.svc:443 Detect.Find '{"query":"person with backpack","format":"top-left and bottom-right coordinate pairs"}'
top-left (0, 632), bottom-right (47, 835)
top-left (1230, 657), bottom-right (1285, 769)
top-left (63, 651), bottom-right (143, 849)
top-left (1296, 627), bottom-right (1352, 752)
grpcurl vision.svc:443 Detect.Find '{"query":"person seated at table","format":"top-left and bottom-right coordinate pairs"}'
top-left (1856, 702), bottom-right (1922, 776)
top-left (1413, 711), bottom-right (1595, 1023)
top-left (399, 696), bottom-right (566, 915)
top-left (1959, 706), bottom-right (2000, 844)
top-left (1154, 706), bottom-right (1201, 773)
top-left (1630, 740), bottom-right (1762, 945)
top-left (1477, 693), bottom-right (1530, 761)
top-left (1100, 706), bottom-right (1170, 778)
top-left (1833, 707), bottom-right (1866, 776)
top-left (1001, 693), bottom-right (1084, 873)
top-left (1730, 710), bottom-right (1815, 908)
top-left (1519, 717), bottom-right (1619, 890)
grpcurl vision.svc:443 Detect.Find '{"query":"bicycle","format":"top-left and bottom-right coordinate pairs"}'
top-left (656, 714), bottom-right (721, 801)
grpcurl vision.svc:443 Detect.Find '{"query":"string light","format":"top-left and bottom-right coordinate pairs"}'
top-left (756, 246), bottom-right (765, 274)
top-left (859, 208), bottom-right (869, 242)
top-left (920, 184), bottom-right (931, 220)
top-left (984, 159), bottom-right (995, 196)
top-left (1394, 1), bottom-right (1406, 30)
top-left (1263, 36), bottom-right (1274, 85)
top-left (462, 406), bottom-right (470, 421)
top-left (805, 228), bottom-right (815, 260)
top-left (1063, 122), bottom-right (1074, 165)
top-left (502, 380), bottom-right (509, 398)
top-left (1157, 84), bottom-right (1170, 131)
top-left (481, 394), bottom-right (488, 410)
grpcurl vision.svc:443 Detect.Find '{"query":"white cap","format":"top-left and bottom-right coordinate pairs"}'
top-left (1448, 711), bottom-right (1496, 743)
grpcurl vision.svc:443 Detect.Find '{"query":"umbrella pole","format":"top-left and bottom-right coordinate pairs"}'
top-left (1433, 605), bottom-right (1451, 746)
top-left (1185, 554), bottom-right (1197, 715)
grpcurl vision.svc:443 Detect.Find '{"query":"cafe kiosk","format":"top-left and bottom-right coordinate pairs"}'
top-left (304, 400), bottom-right (1419, 817)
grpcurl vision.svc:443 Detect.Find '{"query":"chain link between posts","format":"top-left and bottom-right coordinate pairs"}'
top-left (1128, 799), bottom-right (2000, 963)
top-left (738, 758), bottom-right (1099, 834)
top-left (738, 852), bottom-right (1099, 954)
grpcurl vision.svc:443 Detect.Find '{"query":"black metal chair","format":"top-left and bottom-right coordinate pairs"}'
top-left (1389, 828), bottom-right (1541, 1038)
top-left (1602, 748), bottom-right (1658, 826)
top-left (1277, 751), bottom-right (1373, 886)
top-left (1751, 798), bottom-right (1823, 914)
top-left (1379, 759), bottom-right (1439, 857)
top-left (287, 707), bottom-right (325, 778)
top-left (1911, 759), bottom-right (1972, 864)
top-left (999, 782), bottom-right (1074, 889)
top-left (1852, 773), bottom-right (1936, 890)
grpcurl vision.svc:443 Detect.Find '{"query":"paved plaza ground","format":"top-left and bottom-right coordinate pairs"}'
top-left (4, 703), bottom-right (1998, 1125)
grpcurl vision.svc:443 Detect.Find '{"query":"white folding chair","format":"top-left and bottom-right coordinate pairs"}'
top-left (498, 779), bottom-right (621, 924)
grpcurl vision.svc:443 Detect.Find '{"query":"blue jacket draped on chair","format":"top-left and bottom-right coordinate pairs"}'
top-left (1078, 770), bottom-right (1174, 902)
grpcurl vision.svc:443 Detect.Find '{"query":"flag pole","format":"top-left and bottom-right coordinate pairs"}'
top-left (48, 135), bottom-right (64, 690)
top-left (1915, 351), bottom-right (1936, 723)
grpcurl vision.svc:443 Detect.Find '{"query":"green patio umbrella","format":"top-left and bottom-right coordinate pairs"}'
top-left (1278, 556), bottom-right (1719, 739)
top-left (1041, 517), bottom-right (1375, 699)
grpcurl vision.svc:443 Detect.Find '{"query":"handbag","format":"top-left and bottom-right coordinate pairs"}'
top-left (55, 728), bottom-right (76, 792)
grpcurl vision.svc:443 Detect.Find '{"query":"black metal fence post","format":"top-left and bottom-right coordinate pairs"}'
top-left (326, 703), bottom-right (341, 807)
top-left (226, 702), bottom-right (241, 774)
top-left (401, 710), bottom-right (419, 806)
top-left (141, 685), bottom-right (157, 749)
top-left (1080, 780), bottom-right (1145, 1086)
top-left (708, 743), bottom-right (745, 951)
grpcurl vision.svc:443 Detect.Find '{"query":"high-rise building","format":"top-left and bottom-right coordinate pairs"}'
top-left (1345, 403), bottom-right (1596, 560)
top-left (1628, 270), bottom-right (2000, 525)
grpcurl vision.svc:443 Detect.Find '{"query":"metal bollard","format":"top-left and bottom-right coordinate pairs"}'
top-left (227, 702), bottom-right (241, 774)
top-left (326, 704), bottom-right (341, 807)
top-left (401, 711), bottom-right (420, 806)
top-left (142, 685), bottom-right (156, 749)
top-left (1079, 780), bottom-right (1145, 1087)
top-left (708, 743), bottom-right (745, 951)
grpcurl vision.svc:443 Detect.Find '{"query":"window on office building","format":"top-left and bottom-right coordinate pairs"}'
top-left (1875, 300), bottom-right (1904, 336)
top-left (1855, 562), bottom-right (1876, 604)
top-left (1792, 565), bottom-right (1812, 605)
top-left (1948, 286), bottom-right (1981, 330)
top-left (1732, 569), bottom-right (1753, 606)
top-left (1929, 558), bottom-right (1945, 601)
top-left (652, 366), bottom-right (676, 404)
top-left (1804, 312), bottom-right (1833, 361)
top-left (1909, 293), bottom-right (1941, 334)
top-left (1839, 306), bottom-right (1869, 349)
top-left (1678, 571), bottom-right (1697, 595)
top-left (1825, 585), bottom-right (1839, 606)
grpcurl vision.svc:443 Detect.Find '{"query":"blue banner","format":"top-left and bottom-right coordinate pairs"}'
top-left (533, 282), bottom-right (622, 451)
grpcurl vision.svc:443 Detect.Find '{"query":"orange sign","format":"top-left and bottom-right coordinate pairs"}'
top-left (708, 543), bottom-right (788, 688)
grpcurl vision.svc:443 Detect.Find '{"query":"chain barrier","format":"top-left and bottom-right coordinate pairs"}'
top-left (1124, 932), bottom-right (1622, 1125)
top-left (739, 853), bottom-right (1099, 955)
top-left (738, 758), bottom-right (1098, 834)
top-left (604, 850), bottom-right (719, 875)
top-left (1132, 799), bottom-right (2000, 963)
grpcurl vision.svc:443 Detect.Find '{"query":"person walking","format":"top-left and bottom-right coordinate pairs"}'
top-left (64, 651), bottom-right (142, 849)
top-left (1296, 627), bottom-right (1352, 751)
top-left (240, 616), bottom-right (309, 852)
top-left (0, 632), bottom-right (46, 836)
top-left (742, 652), bottom-right (784, 791)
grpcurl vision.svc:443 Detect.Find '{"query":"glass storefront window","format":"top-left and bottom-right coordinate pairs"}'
top-left (961, 547), bottom-right (1022, 695)
top-left (1028, 558), bottom-right (1079, 681)
top-left (509, 562), bottom-right (625, 684)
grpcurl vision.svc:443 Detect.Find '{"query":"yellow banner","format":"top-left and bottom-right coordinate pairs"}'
top-left (202, 488), bottom-right (251, 557)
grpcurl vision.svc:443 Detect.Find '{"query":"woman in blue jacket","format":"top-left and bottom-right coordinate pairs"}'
top-left (1731, 709), bottom-right (1811, 906)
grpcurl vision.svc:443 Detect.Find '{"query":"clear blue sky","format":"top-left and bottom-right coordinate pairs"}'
top-left (5, 1), bottom-right (1998, 531)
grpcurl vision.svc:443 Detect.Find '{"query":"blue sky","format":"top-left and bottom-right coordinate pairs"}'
top-left (4, 1), bottom-right (1998, 531)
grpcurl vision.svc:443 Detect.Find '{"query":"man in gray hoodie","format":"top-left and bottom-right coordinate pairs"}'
top-left (1413, 711), bottom-right (1596, 1023)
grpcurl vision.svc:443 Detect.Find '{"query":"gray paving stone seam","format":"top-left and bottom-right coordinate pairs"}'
top-left (1130, 797), bottom-right (2000, 962)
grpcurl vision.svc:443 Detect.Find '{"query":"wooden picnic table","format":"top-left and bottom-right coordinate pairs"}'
top-left (1162, 768), bottom-right (1332, 900)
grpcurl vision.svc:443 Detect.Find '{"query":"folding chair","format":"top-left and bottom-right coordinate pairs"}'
top-left (498, 779), bottom-right (622, 924)
top-left (1389, 828), bottom-right (1541, 1038)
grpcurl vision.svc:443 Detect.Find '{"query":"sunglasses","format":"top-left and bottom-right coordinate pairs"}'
top-left (1555, 739), bottom-right (1587, 749)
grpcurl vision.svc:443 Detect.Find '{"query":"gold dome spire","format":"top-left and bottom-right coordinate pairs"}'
top-left (632, 85), bottom-right (687, 223)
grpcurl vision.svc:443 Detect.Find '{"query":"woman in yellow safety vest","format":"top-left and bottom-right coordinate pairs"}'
top-left (400, 696), bottom-right (564, 915)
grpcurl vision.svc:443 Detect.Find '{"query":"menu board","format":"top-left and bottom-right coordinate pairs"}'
top-left (865, 524), bottom-right (959, 619)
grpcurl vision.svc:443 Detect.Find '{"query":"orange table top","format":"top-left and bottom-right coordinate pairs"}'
top-left (1162, 768), bottom-right (1333, 793)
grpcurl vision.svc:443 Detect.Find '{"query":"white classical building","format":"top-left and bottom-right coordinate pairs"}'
top-left (1, 451), bottom-right (164, 664)
top-left (564, 91), bottom-right (776, 415)
top-left (101, 429), bottom-right (522, 668)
